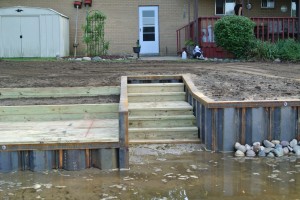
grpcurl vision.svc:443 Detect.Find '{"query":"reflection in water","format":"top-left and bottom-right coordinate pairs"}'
top-left (0, 151), bottom-right (299, 199)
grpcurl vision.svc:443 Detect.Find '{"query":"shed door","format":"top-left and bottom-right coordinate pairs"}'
top-left (1, 16), bottom-right (40, 57)
top-left (2, 17), bottom-right (22, 57)
top-left (139, 6), bottom-right (159, 54)
top-left (21, 17), bottom-right (40, 57)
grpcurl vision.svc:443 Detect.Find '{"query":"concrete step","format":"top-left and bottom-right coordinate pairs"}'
top-left (128, 127), bottom-right (199, 140)
top-left (129, 115), bottom-right (196, 128)
top-left (128, 83), bottom-right (184, 93)
top-left (128, 92), bottom-right (185, 102)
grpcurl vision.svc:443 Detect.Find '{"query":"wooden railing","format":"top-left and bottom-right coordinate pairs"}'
top-left (177, 17), bottom-right (299, 55)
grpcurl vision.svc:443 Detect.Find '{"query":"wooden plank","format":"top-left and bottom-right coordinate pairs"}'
top-left (0, 119), bottom-right (119, 145)
top-left (129, 139), bottom-right (201, 144)
top-left (0, 103), bottom-right (119, 116)
top-left (0, 112), bottom-right (119, 122)
top-left (129, 101), bottom-right (192, 110)
top-left (128, 92), bottom-right (185, 102)
top-left (297, 107), bottom-right (300, 140)
top-left (128, 83), bottom-right (184, 93)
top-left (129, 109), bottom-right (193, 117)
top-left (0, 86), bottom-right (120, 99)
top-left (129, 117), bottom-right (196, 128)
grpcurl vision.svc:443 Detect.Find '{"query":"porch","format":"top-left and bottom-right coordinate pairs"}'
top-left (177, 17), bottom-right (300, 58)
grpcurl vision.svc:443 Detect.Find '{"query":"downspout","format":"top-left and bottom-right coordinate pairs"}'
top-left (194, 0), bottom-right (199, 44)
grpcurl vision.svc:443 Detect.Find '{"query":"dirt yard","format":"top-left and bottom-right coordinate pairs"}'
top-left (0, 60), bottom-right (299, 102)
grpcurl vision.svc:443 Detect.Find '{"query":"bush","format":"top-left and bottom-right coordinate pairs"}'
top-left (247, 40), bottom-right (278, 61)
top-left (276, 39), bottom-right (300, 62)
top-left (214, 15), bottom-right (256, 58)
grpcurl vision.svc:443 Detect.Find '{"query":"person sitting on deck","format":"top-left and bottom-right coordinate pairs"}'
top-left (192, 45), bottom-right (204, 59)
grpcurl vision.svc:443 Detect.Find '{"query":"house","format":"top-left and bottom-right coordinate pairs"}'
top-left (0, 0), bottom-right (190, 57)
top-left (0, 0), bottom-right (299, 58)
top-left (177, 0), bottom-right (300, 58)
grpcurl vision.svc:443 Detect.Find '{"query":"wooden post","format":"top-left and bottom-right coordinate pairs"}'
top-left (118, 76), bottom-right (129, 169)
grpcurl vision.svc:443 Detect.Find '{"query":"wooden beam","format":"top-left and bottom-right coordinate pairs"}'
top-left (0, 86), bottom-right (120, 99)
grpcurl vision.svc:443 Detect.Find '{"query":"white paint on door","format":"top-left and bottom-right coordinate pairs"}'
top-left (139, 6), bottom-right (159, 54)
top-left (21, 17), bottom-right (40, 57)
top-left (2, 17), bottom-right (22, 57)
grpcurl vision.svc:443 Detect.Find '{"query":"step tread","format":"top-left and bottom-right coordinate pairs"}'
top-left (128, 92), bottom-right (185, 96)
top-left (129, 139), bottom-right (201, 144)
top-left (129, 115), bottom-right (195, 120)
top-left (129, 101), bottom-right (192, 110)
top-left (129, 126), bottom-right (198, 132)
top-left (128, 83), bottom-right (184, 87)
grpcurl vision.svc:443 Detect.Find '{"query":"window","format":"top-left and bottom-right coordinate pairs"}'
top-left (215, 0), bottom-right (235, 15)
top-left (261, 0), bottom-right (275, 8)
top-left (291, 0), bottom-right (296, 17)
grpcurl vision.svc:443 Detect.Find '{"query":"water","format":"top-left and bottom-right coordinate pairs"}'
top-left (0, 149), bottom-right (300, 200)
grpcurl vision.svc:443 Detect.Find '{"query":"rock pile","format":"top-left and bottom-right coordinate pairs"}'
top-left (235, 139), bottom-right (300, 157)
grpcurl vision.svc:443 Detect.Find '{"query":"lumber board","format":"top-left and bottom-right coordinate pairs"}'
top-left (0, 86), bottom-right (120, 99)
top-left (128, 92), bottom-right (185, 102)
top-left (129, 117), bottom-right (196, 128)
top-left (129, 139), bottom-right (201, 144)
top-left (0, 119), bottom-right (119, 145)
top-left (128, 101), bottom-right (192, 111)
top-left (129, 109), bottom-right (193, 117)
top-left (128, 83), bottom-right (184, 93)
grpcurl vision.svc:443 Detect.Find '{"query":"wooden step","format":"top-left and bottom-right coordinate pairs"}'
top-left (129, 138), bottom-right (201, 144)
top-left (128, 92), bottom-right (185, 102)
top-left (128, 127), bottom-right (199, 140)
top-left (128, 83), bottom-right (184, 93)
top-left (129, 115), bottom-right (196, 128)
top-left (128, 101), bottom-right (193, 116)
top-left (129, 101), bottom-right (192, 111)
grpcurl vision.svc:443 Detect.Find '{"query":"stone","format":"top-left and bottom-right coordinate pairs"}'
top-left (92, 56), bottom-right (102, 61)
top-left (283, 147), bottom-right (289, 155)
top-left (258, 150), bottom-right (266, 157)
top-left (236, 145), bottom-right (247, 153)
top-left (264, 147), bottom-right (273, 154)
top-left (273, 145), bottom-right (284, 157)
top-left (253, 144), bottom-right (260, 153)
top-left (288, 146), bottom-right (293, 152)
top-left (263, 140), bottom-right (275, 148)
top-left (75, 58), bottom-right (82, 61)
top-left (281, 141), bottom-right (289, 147)
top-left (293, 146), bottom-right (300, 156)
top-left (271, 140), bottom-right (280, 145)
top-left (235, 150), bottom-right (245, 157)
top-left (235, 142), bottom-right (241, 149)
top-left (246, 150), bottom-right (256, 157)
top-left (290, 139), bottom-right (298, 148)
top-left (245, 144), bottom-right (252, 151)
top-left (267, 152), bottom-right (275, 158)
top-left (253, 142), bottom-right (260, 146)
top-left (274, 58), bottom-right (281, 62)
top-left (260, 146), bottom-right (265, 151)
top-left (82, 57), bottom-right (91, 61)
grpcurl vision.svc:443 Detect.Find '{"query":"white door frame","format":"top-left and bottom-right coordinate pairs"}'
top-left (139, 6), bottom-right (159, 54)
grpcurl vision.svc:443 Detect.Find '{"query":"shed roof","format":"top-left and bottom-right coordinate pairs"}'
top-left (0, 6), bottom-right (68, 19)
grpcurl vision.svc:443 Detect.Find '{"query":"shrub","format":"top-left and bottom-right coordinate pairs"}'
top-left (276, 39), bottom-right (300, 62)
top-left (214, 15), bottom-right (256, 58)
top-left (247, 40), bottom-right (278, 61)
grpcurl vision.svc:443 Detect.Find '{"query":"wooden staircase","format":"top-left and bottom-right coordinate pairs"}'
top-left (128, 82), bottom-right (199, 144)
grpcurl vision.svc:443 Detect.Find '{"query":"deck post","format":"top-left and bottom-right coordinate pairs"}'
top-left (298, 0), bottom-right (300, 40)
top-left (194, 0), bottom-right (199, 44)
top-left (118, 76), bottom-right (129, 169)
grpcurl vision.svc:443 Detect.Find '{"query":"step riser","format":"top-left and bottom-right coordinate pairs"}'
top-left (128, 95), bottom-right (185, 102)
top-left (129, 110), bottom-right (193, 117)
top-left (129, 131), bottom-right (199, 140)
top-left (128, 86), bottom-right (184, 93)
top-left (129, 119), bottom-right (196, 128)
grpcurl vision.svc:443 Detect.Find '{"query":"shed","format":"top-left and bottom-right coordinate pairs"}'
top-left (0, 6), bottom-right (69, 58)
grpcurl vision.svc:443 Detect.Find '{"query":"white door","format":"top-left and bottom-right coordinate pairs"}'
top-left (2, 17), bottom-right (22, 57)
top-left (21, 17), bottom-right (40, 57)
top-left (139, 6), bottom-right (159, 54)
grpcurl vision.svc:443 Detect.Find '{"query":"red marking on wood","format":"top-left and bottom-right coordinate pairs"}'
top-left (85, 120), bottom-right (94, 137)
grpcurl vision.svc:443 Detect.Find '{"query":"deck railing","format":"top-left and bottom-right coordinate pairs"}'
top-left (177, 17), bottom-right (299, 54)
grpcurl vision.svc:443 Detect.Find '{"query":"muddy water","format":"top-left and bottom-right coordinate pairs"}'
top-left (0, 149), bottom-right (300, 200)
